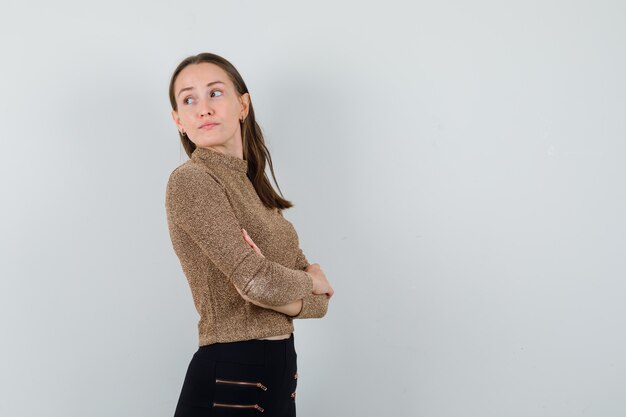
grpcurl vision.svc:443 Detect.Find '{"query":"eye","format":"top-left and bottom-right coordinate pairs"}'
top-left (183, 96), bottom-right (194, 105)
top-left (211, 89), bottom-right (223, 98)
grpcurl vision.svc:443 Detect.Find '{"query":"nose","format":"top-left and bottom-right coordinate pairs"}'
top-left (197, 97), bottom-right (213, 117)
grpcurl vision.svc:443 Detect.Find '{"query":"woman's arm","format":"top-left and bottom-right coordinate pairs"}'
top-left (236, 285), bottom-right (304, 316)
top-left (271, 299), bottom-right (304, 316)
top-left (238, 229), bottom-right (305, 315)
top-left (166, 166), bottom-right (314, 306)
top-left (242, 228), bottom-right (329, 318)
top-left (237, 275), bottom-right (328, 318)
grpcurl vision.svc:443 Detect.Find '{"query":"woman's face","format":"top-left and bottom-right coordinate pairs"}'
top-left (172, 62), bottom-right (249, 151)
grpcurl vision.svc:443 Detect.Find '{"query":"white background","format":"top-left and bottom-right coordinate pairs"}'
top-left (1, 1), bottom-right (625, 416)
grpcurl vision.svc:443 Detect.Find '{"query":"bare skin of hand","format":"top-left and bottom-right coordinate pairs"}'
top-left (237, 228), bottom-right (304, 316)
top-left (305, 263), bottom-right (334, 299)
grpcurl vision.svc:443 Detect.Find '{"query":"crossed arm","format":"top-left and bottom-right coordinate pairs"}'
top-left (166, 166), bottom-right (328, 319)
top-left (238, 228), bottom-right (323, 317)
top-left (235, 283), bottom-right (305, 316)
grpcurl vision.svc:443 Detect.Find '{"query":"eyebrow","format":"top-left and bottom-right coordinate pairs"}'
top-left (177, 81), bottom-right (226, 98)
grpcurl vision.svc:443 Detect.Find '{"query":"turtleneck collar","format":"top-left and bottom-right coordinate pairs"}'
top-left (191, 146), bottom-right (248, 174)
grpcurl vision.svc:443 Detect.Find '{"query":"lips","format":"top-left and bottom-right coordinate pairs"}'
top-left (199, 122), bottom-right (219, 129)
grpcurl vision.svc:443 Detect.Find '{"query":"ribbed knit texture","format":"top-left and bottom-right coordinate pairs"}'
top-left (165, 146), bottom-right (329, 346)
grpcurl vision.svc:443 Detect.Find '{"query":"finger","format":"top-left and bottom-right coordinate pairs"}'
top-left (234, 285), bottom-right (245, 297)
top-left (240, 230), bottom-right (265, 258)
top-left (249, 240), bottom-right (264, 257)
top-left (246, 237), bottom-right (260, 252)
top-left (242, 231), bottom-right (258, 250)
top-left (242, 229), bottom-right (256, 247)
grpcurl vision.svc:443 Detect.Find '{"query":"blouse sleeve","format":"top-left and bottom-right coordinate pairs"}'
top-left (166, 165), bottom-right (314, 306)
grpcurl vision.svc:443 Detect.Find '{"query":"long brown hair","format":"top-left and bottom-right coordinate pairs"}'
top-left (168, 52), bottom-right (294, 210)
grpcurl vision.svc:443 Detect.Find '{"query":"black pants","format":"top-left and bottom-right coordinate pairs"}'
top-left (173, 333), bottom-right (299, 416)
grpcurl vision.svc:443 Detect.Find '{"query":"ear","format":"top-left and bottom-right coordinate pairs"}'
top-left (171, 110), bottom-right (183, 132)
top-left (240, 92), bottom-right (251, 118)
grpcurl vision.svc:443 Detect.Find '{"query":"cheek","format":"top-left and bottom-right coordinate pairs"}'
top-left (181, 113), bottom-right (197, 128)
top-left (223, 101), bottom-right (242, 121)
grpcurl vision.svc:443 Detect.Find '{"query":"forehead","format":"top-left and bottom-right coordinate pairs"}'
top-left (175, 62), bottom-right (232, 92)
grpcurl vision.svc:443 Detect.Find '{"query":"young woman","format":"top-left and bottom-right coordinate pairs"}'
top-left (165, 52), bottom-right (334, 417)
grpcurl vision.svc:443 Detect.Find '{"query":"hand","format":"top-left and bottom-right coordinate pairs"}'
top-left (305, 263), bottom-right (334, 299)
top-left (242, 228), bottom-right (264, 258)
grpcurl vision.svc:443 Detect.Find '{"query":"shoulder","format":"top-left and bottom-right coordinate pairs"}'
top-left (165, 162), bottom-right (230, 212)
top-left (165, 162), bottom-right (231, 215)
top-left (167, 161), bottom-right (224, 191)
top-left (168, 160), bottom-right (206, 181)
